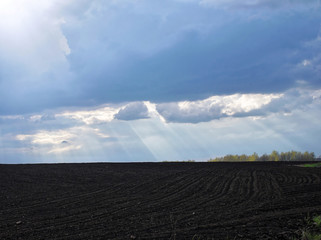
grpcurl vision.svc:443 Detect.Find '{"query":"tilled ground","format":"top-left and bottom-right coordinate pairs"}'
top-left (0, 162), bottom-right (321, 239)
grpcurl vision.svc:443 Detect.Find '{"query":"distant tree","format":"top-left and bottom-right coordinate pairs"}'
top-left (311, 152), bottom-right (316, 160)
top-left (303, 151), bottom-right (309, 161)
top-left (208, 150), bottom-right (316, 162)
top-left (269, 150), bottom-right (280, 162)
top-left (280, 152), bottom-right (288, 161)
top-left (248, 152), bottom-right (259, 162)
top-left (185, 160), bottom-right (195, 162)
top-left (259, 154), bottom-right (269, 161)
top-left (290, 150), bottom-right (298, 161)
top-left (238, 154), bottom-right (245, 161)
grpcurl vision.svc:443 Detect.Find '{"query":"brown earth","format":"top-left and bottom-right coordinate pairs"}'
top-left (0, 162), bottom-right (321, 239)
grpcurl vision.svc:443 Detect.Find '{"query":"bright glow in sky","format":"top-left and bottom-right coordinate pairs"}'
top-left (0, 0), bottom-right (321, 163)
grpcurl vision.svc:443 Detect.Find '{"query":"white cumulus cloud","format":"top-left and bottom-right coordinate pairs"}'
top-left (15, 126), bottom-right (112, 154)
top-left (156, 93), bottom-right (281, 123)
top-left (56, 106), bottom-right (120, 124)
top-left (156, 87), bottom-right (321, 123)
top-left (115, 102), bottom-right (150, 121)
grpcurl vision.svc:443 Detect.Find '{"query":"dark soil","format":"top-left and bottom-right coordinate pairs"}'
top-left (0, 162), bottom-right (321, 239)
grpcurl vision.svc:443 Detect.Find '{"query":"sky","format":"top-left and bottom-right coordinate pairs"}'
top-left (0, 0), bottom-right (321, 163)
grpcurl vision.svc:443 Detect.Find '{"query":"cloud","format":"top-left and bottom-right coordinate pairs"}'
top-left (56, 106), bottom-right (120, 124)
top-left (302, 59), bottom-right (311, 67)
top-left (0, 0), bottom-right (320, 116)
top-left (53, 102), bottom-right (150, 124)
top-left (291, 32), bottom-right (321, 87)
top-left (72, 4), bottom-right (321, 106)
top-left (0, 0), bottom-right (77, 115)
top-left (114, 102), bottom-right (150, 121)
top-left (0, 0), bottom-right (72, 74)
top-left (1, 84), bottom-right (321, 163)
top-left (156, 93), bottom-right (280, 123)
top-left (156, 87), bottom-right (321, 123)
top-left (16, 130), bottom-right (75, 145)
top-left (199, 0), bottom-right (318, 9)
top-left (15, 128), bottom-right (80, 154)
top-left (15, 126), bottom-right (112, 154)
top-left (258, 87), bottom-right (319, 114)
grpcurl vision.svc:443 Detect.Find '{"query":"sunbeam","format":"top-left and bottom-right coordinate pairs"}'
top-left (0, 0), bottom-right (320, 162)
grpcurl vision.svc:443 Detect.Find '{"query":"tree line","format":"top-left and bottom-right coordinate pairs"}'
top-left (208, 150), bottom-right (316, 162)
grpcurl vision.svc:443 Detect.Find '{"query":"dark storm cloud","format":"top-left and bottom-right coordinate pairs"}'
top-left (0, 0), bottom-right (320, 115)
top-left (64, 1), bottom-right (321, 105)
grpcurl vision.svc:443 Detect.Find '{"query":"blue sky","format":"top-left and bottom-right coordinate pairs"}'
top-left (0, 0), bottom-right (321, 163)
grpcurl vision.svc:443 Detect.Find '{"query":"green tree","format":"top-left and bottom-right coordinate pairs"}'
top-left (260, 154), bottom-right (269, 161)
top-left (270, 150), bottom-right (280, 161)
top-left (248, 152), bottom-right (259, 162)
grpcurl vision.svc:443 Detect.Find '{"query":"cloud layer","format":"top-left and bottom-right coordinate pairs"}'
top-left (0, 1), bottom-right (320, 163)
top-left (0, 84), bottom-right (320, 163)
top-left (0, 0), bottom-right (320, 114)
top-left (1, 86), bottom-right (320, 163)
top-left (199, 0), bottom-right (319, 9)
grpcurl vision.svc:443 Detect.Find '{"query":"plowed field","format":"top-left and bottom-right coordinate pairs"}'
top-left (1, 162), bottom-right (321, 239)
